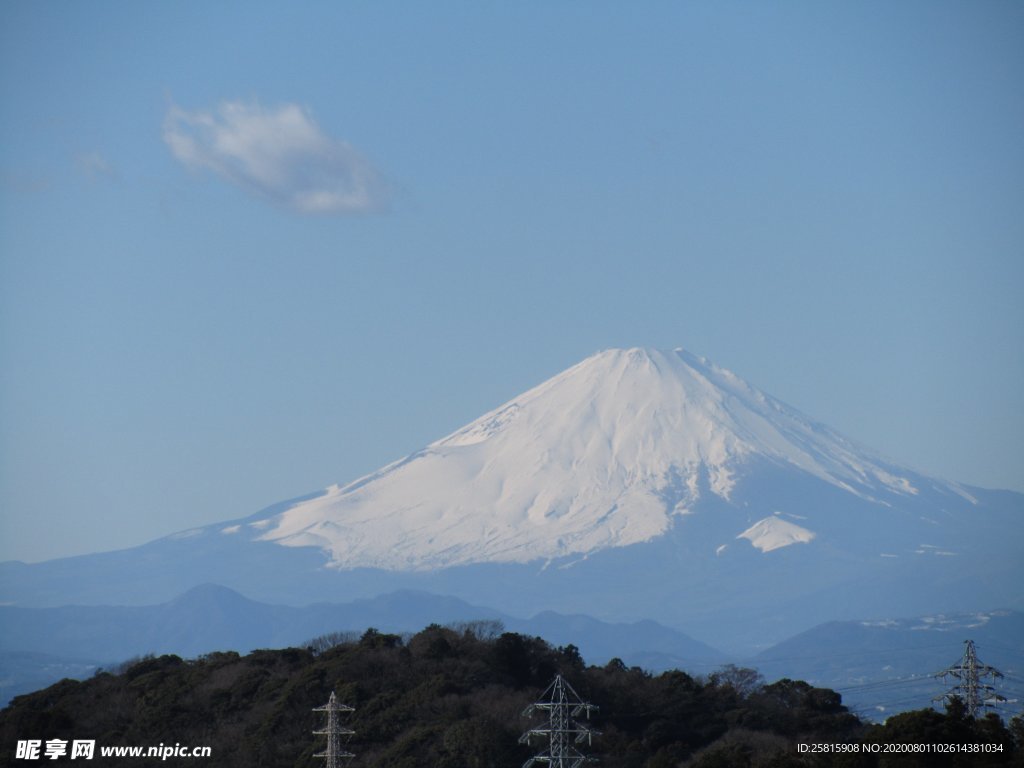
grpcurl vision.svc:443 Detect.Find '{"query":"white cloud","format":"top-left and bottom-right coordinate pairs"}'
top-left (163, 100), bottom-right (388, 215)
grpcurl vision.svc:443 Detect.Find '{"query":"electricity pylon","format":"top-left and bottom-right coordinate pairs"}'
top-left (520, 674), bottom-right (599, 767)
top-left (933, 639), bottom-right (1005, 717)
top-left (313, 691), bottom-right (355, 767)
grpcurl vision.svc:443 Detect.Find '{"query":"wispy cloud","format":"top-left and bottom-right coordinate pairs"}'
top-left (75, 151), bottom-right (116, 180)
top-left (163, 100), bottom-right (389, 215)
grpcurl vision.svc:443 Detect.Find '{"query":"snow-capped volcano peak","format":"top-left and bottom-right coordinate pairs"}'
top-left (256, 348), bottom-right (951, 570)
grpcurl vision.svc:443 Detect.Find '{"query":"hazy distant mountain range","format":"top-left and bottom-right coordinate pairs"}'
top-left (3, 586), bottom-right (1020, 719)
top-left (0, 585), bottom-right (726, 705)
top-left (753, 610), bottom-right (1024, 718)
top-left (0, 585), bottom-right (722, 668)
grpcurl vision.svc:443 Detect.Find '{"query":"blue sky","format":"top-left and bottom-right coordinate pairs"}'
top-left (1, 1), bottom-right (1022, 563)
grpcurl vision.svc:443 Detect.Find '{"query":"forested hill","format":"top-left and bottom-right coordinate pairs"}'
top-left (1, 625), bottom-right (1020, 767)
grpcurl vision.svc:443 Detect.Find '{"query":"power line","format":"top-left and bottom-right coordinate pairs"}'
top-left (837, 679), bottom-right (937, 696)
top-left (752, 639), bottom-right (957, 666)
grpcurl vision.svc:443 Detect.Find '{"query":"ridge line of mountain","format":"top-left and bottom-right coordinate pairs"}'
top-left (3, 584), bottom-right (1021, 718)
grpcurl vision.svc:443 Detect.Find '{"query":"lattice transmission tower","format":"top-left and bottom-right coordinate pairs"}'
top-left (313, 691), bottom-right (355, 767)
top-left (933, 639), bottom-right (1005, 717)
top-left (520, 673), bottom-right (600, 767)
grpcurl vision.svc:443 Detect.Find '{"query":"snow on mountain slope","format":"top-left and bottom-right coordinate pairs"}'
top-left (256, 348), bottom-right (970, 570)
top-left (738, 516), bottom-right (816, 553)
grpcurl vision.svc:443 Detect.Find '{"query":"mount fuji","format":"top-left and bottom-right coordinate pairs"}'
top-left (2, 348), bottom-right (1021, 651)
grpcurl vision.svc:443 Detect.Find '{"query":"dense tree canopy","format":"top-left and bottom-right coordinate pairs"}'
top-left (1, 625), bottom-right (1020, 767)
